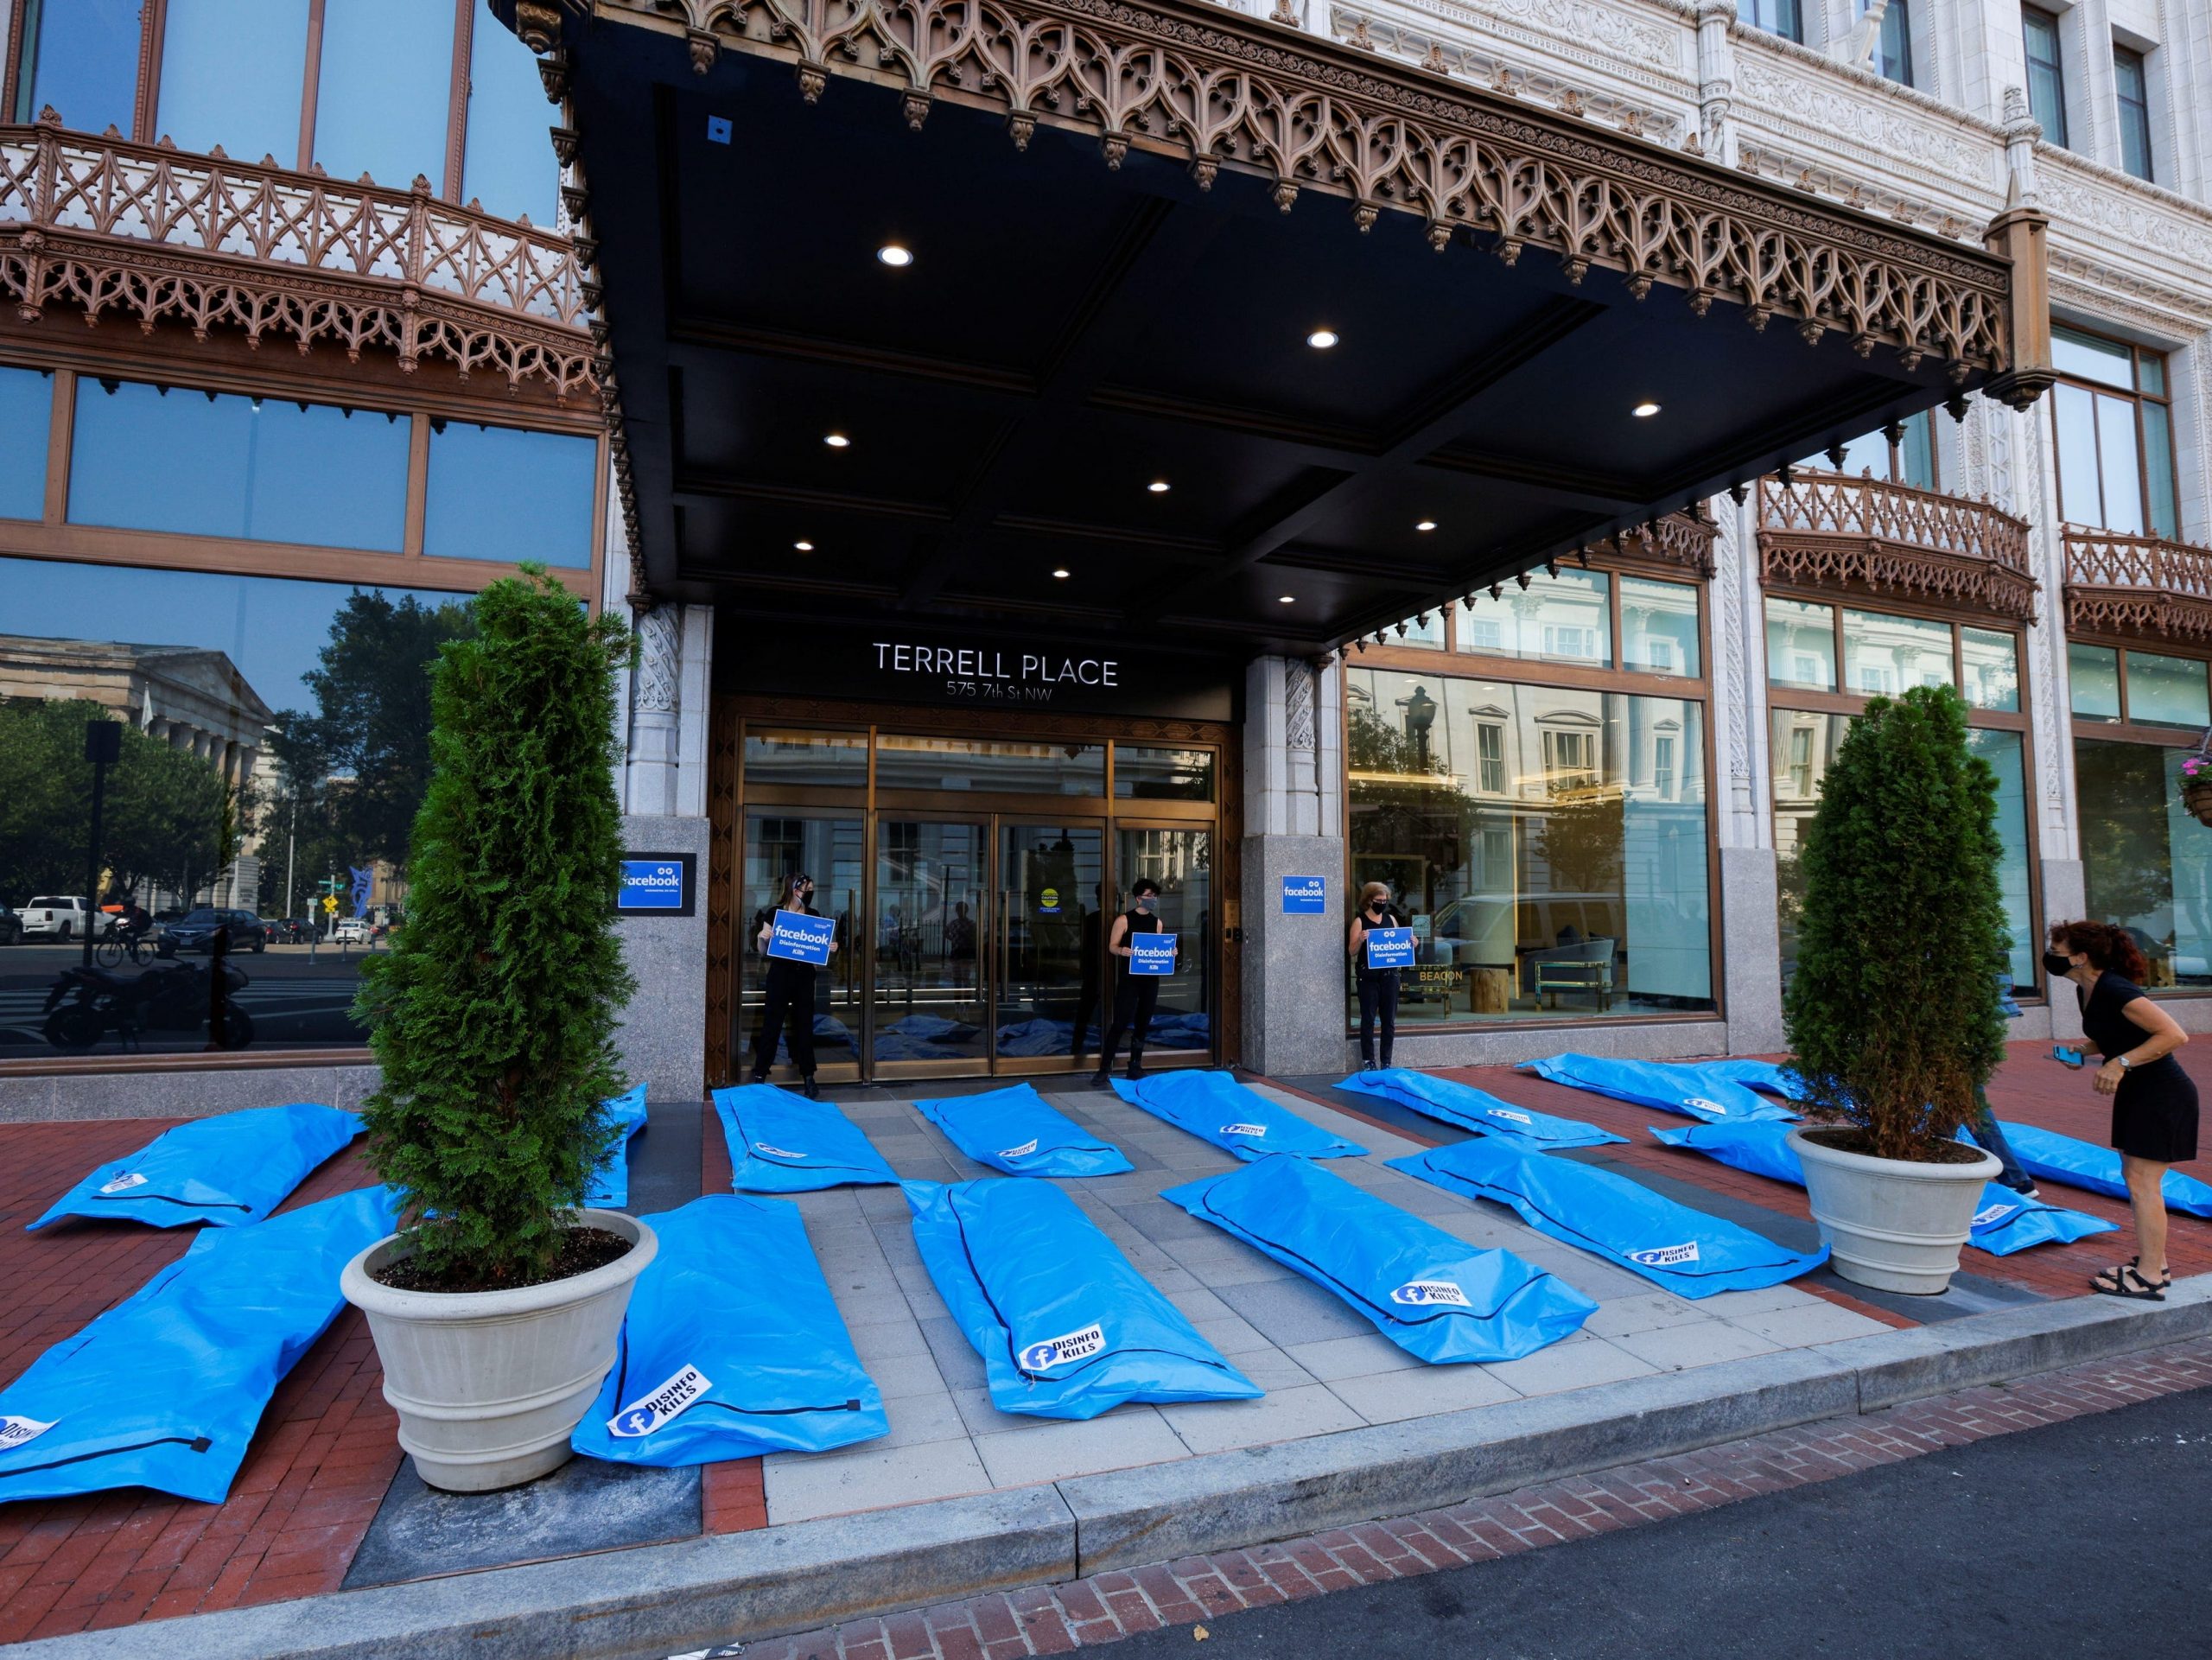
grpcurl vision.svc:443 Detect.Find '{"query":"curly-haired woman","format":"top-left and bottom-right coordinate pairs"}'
top-left (2046, 920), bottom-right (2198, 1300)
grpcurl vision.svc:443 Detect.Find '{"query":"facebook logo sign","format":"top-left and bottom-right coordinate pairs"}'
top-left (1281, 875), bottom-right (1325, 914)
top-left (616, 853), bottom-right (695, 917)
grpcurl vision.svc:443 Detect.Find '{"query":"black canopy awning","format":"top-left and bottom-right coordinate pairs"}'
top-left (503, 0), bottom-right (2050, 659)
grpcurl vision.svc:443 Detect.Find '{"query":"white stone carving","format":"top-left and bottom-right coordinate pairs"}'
top-left (633, 606), bottom-right (680, 715)
top-left (1732, 54), bottom-right (1987, 186)
top-left (1286, 659), bottom-right (1318, 753)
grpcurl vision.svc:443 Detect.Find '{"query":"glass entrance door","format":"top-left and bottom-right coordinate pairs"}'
top-left (995, 824), bottom-right (1105, 1072)
top-left (870, 818), bottom-right (990, 1074)
top-left (1113, 826), bottom-right (1215, 1061)
top-left (739, 811), bottom-right (865, 1081)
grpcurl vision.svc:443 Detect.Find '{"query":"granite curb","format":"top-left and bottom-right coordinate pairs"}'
top-left (10, 1276), bottom-right (2207, 1660)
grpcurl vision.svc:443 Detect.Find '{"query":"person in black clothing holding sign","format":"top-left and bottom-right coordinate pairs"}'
top-left (750, 872), bottom-right (837, 1098)
top-left (1092, 878), bottom-right (1171, 1084)
top-left (1347, 880), bottom-right (1403, 1073)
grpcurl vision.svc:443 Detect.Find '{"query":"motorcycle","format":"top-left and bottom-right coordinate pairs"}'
top-left (41, 959), bottom-right (256, 1052)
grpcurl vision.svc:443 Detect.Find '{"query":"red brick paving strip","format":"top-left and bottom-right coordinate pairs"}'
top-left (696, 1099), bottom-right (770, 1533)
top-left (731, 1334), bottom-right (2212, 1659)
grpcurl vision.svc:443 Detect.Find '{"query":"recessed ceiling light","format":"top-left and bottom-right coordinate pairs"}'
top-left (1306, 328), bottom-right (1339, 349)
top-left (1147, 480), bottom-right (1171, 493)
top-left (823, 432), bottom-right (850, 448)
top-left (1278, 594), bottom-right (1296, 604)
top-left (876, 244), bottom-right (913, 267)
top-left (1631, 401), bottom-right (1661, 418)
top-left (1052, 567), bottom-right (1071, 579)
top-left (1415, 519), bottom-right (1438, 531)
top-left (794, 540), bottom-right (814, 551)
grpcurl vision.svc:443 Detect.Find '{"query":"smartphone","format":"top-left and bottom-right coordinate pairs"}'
top-left (2051, 1044), bottom-right (2087, 1070)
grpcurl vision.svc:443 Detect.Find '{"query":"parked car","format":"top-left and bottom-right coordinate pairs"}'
top-left (332, 916), bottom-right (369, 944)
top-left (158, 908), bottom-right (268, 954)
top-left (19, 898), bottom-right (115, 941)
top-left (270, 917), bottom-right (311, 944)
top-left (0, 903), bottom-right (20, 944)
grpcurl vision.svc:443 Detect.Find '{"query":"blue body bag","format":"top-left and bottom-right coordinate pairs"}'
top-left (1388, 1138), bottom-right (1827, 1297)
top-left (584, 1084), bottom-right (650, 1208)
top-left (29, 1103), bottom-right (363, 1231)
top-left (1695, 1058), bottom-right (1813, 1101)
top-left (1993, 1119), bottom-right (2212, 1218)
top-left (1110, 1071), bottom-right (1365, 1161)
top-left (572, 1196), bottom-right (886, 1466)
top-left (1336, 1069), bottom-right (1624, 1149)
top-left (1651, 1122), bottom-right (2120, 1254)
top-left (1160, 1155), bottom-right (1595, 1363)
top-left (712, 1084), bottom-right (899, 1192)
top-left (1517, 1054), bottom-right (1797, 1124)
top-left (0, 1186), bottom-right (399, 1504)
top-left (904, 1179), bottom-right (1259, 1419)
top-left (912, 1084), bottom-right (1133, 1178)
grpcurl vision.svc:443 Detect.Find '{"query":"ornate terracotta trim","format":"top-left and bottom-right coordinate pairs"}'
top-left (0, 115), bottom-right (597, 403)
top-left (1758, 471), bottom-right (2037, 622)
top-left (2064, 525), bottom-right (2212, 642)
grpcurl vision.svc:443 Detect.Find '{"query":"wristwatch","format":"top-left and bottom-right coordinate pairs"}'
top-left (2118, 1056), bottom-right (2133, 1072)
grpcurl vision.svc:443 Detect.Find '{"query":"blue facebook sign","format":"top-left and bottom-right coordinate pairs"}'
top-left (1363, 927), bottom-right (1416, 970)
top-left (1281, 875), bottom-right (1326, 914)
top-left (1128, 932), bottom-right (1178, 976)
top-left (766, 909), bottom-right (836, 965)
top-left (616, 853), bottom-right (694, 917)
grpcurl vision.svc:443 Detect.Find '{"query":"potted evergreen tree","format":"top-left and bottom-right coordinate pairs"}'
top-left (340, 567), bottom-right (657, 1491)
top-left (1782, 684), bottom-right (2005, 1294)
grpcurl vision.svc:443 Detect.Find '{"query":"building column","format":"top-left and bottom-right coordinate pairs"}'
top-left (1240, 653), bottom-right (1350, 1076)
top-left (1711, 490), bottom-right (1788, 1055)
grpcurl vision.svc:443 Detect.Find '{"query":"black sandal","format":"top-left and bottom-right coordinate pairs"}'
top-left (2092, 1263), bottom-right (2166, 1301)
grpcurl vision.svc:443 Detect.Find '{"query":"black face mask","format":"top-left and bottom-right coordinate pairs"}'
top-left (2042, 950), bottom-right (2076, 976)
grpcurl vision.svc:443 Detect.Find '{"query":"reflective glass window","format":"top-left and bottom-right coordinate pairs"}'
top-left (741, 730), bottom-right (866, 789)
top-left (2143, 402), bottom-right (2178, 538)
top-left (874, 737), bottom-right (1103, 795)
top-left (1961, 628), bottom-right (2020, 712)
top-left (1396, 612), bottom-right (1445, 650)
top-left (1115, 747), bottom-right (1214, 801)
top-left (2126, 652), bottom-right (2210, 729)
top-left (1346, 667), bottom-right (1712, 1025)
top-left (1457, 569), bottom-right (1610, 667)
top-left (2069, 643), bottom-right (2120, 721)
top-left (1765, 598), bottom-right (1836, 693)
top-left (462, 15), bottom-right (560, 226)
top-left (2095, 391), bottom-right (2145, 536)
top-left (1620, 576), bottom-right (1699, 677)
top-left (2051, 383), bottom-right (2103, 524)
top-left (1967, 728), bottom-right (2037, 989)
top-left (157, 0), bottom-right (308, 168)
top-left (2114, 48), bottom-right (2153, 182)
top-left (423, 422), bottom-right (596, 567)
top-left (2022, 6), bottom-right (2068, 149)
top-left (1897, 410), bottom-right (1936, 490)
top-left (15, 0), bottom-right (142, 131)
top-left (68, 378), bottom-right (408, 550)
top-left (1872, 0), bottom-right (1913, 84)
top-left (1841, 608), bottom-right (1952, 697)
top-left (0, 555), bottom-right (476, 1058)
top-left (1771, 711), bottom-right (1842, 983)
top-left (313, 0), bottom-right (452, 190)
top-left (2077, 737), bottom-right (2212, 989)
top-left (1736, 0), bottom-right (1801, 41)
top-left (2053, 327), bottom-right (2134, 389)
top-left (0, 367), bottom-right (53, 519)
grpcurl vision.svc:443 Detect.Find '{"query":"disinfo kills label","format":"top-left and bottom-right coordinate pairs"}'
top-left (1627, 1242), bottom-right (1701, 1268)
top-left (1018, 1321), bottom-right (1106, 1372)
top-left (1973, 1202), bottom-right (2019, 1227)
top-left (0, 1415), bottom-right (57, 1452)
top-left (1683, 1097), bottom-right (1730, 1118)
top-left (1220, 1122), bottom-right (1268, 1138)
top-left (1389, 1280), bottom-right (1469, 1307)
top-left (1488, 1109), bottom-right (1533, 1125)
top-left (753, 1142), bottom-right (808, 1160)
top-left (607, 1364), bottom-right (712, 1439)
top-left (99, 1173), bottom-right (148, 1195)
top-left (998, 1139), bottom-right (1040, 1160)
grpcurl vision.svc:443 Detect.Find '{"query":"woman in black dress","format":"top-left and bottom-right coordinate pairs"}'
top-left (2046, 920), bottom-right (2196, 1300)
top-left (1346, 881), bottom-right (1405, 1073)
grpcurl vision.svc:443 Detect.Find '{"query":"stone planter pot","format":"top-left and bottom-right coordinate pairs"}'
top-left (341, 1209), bottom-right (657, 1492)
top-left (1789, 1129), bottom-right (1999, 1295)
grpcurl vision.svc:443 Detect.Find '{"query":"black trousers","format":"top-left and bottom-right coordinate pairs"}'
top-left (1099, 976), bottom-right (1160, 1074)
top-left (1357, 970), bottom-right (1399, 1067)
top-left (751, 964), bottom-right (817, 1078)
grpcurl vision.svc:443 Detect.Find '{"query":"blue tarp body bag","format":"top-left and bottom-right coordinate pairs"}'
top-left (1988, 1119), bottom-right (2212, 1218)
top-left (1160, 1155), bottom-right (1596, 1364)
top-left (1648, 1118), bottom-right (1806, 1182)
top-left (1388, 1138), bottom-right (1827, 1297)
top-left (0, 1185), bottom-right (399, 1504)
top-left (29, 1103), bottom-right (363, 1231)
top-left (1110, 1071), bottom-right (1365, 1161)
top-left (712, 1084), bottom-right (899, 1192)
top-left (1518, 1054), bottom-right (1796, 1125)
top-left (1695, 1059), bottom-right (1813, 1101)
top-left (1336, 1069), bottom-right (1624, 1149)
top-left (912, 1084), bottom-right (1134, 1178)
top-left (903, 1179), bottom-right (1259, 1420)
top-left (573, 1195), bottom-right (886, 1466)
top-left (584, 1084), bottom-right (650, 1209)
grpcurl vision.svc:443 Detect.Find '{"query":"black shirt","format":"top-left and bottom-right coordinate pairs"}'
top-left (1355, 906), bottom-right (1403, 977)
top-left (2079, 970), bottom-right (2156, 1063)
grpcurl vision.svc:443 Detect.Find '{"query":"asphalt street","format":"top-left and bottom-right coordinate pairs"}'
top-left (1109, 1386), bottom-right (2212, 1660)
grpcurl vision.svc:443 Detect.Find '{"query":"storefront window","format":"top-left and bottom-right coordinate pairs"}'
top-left (0, 366), bottom-right (51, 519)
top-left (874, 737), bottom-right (1104, 795)
top-left (423, 422), bottom-right (596, 568)
top-left (1456, 569), bottom-right (1611, 667)
top-left (742, 730), bottom-right (867, 789)
top-left (69, 378), bottom-right (410, 551)
top-left (1841, 607), bottom-right (1952, 696)
top-left (1968, 728), bottom-right (2036, 988)
top-left (2122, 652), bottom-right (2209, 730)
top-left (2050, 326), bottom-right (2178, 539)
top-left (2070, 643), bottom-right (2121, 720)
top-left (1765, 598), bottom-right (1837, 693)
top-left (0, 557), bottom-right (474, 1059)
top-left (1801, 410), bottom-right (1936, 491)
top-left (312, 0), bottom-right (453, 190)
top-left (1961, 627), bottom-right (2021, 712)
top-left (1346, 667), bottom-right (1713, 1026)
top-left (12, 0), bottom-right (142, 131)
top-left (462, 14), bottom-right (561, 226)
top-left (1395, 613), bottom-right (1446, 651)
top-left (156, 0), bottom-right (309, 170)
top-left (2076, 739), bottom-right (2212, 989)
top-left (1620, 576), bottom-right (1700, 677)
top-left (1115, 747), bottom-right (1214, 801)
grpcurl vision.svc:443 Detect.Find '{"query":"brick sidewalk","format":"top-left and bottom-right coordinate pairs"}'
top-left (721, 1334), bottom-right (2212, 1660)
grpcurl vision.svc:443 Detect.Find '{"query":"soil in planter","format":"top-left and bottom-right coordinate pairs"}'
top-left (1800, 1127), bottom-right (1989, 1165)
top-left (371, 1228), bottom-right (633, 1294)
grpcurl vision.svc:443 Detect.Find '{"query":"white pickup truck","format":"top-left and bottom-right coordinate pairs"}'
top-left (19, 897), bottom-right (115, 941)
